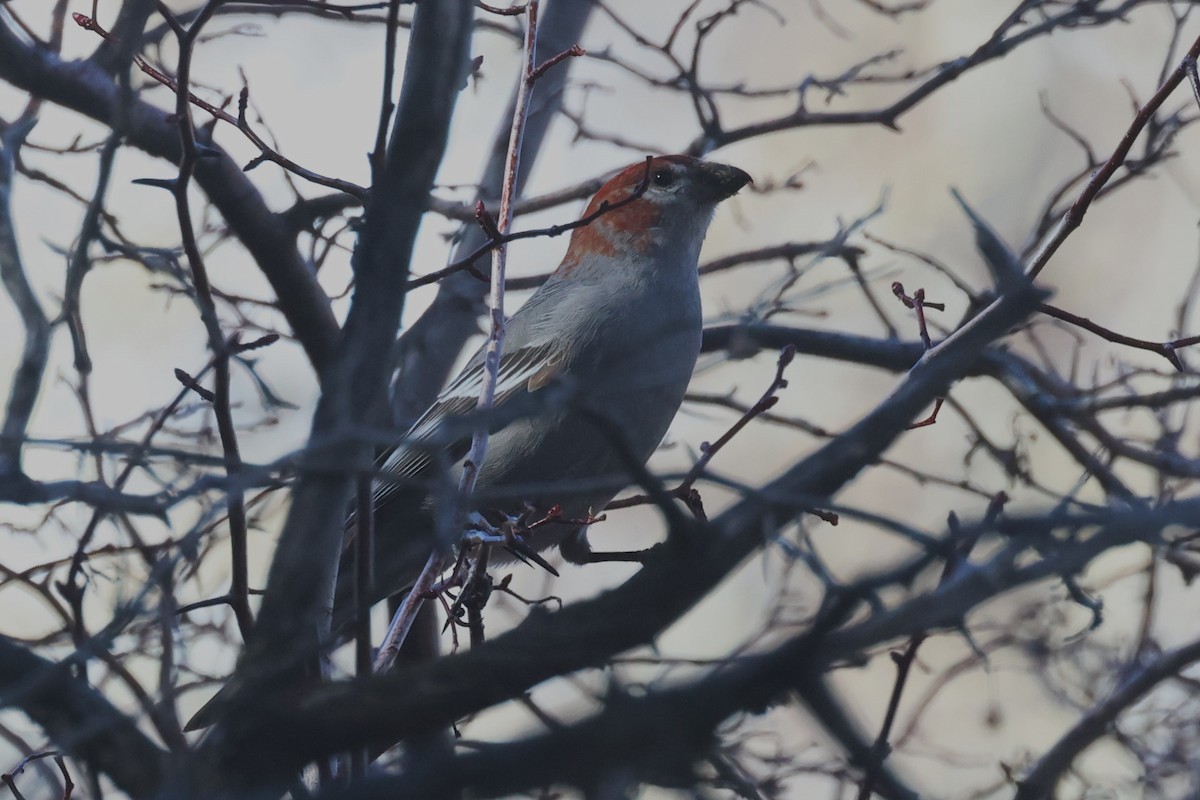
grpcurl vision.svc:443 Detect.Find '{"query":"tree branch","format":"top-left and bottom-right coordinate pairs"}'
top-left (194, 1), bottom-right (475, 792)
top-left (210, 248), bottom-right (1049, 770)
top-left (1013, 636), bottom-right (1200, 800)
top-left (0, 18), bottom-right (341, 371)
top-left (0, 637), bottom-right (166, 800)
top-left (389, 0), bottom-right (594, 425)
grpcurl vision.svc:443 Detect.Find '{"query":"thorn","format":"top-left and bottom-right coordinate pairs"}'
top-left (131, 177), bottom-right (179, 192)
top-left (236, 333), bottom-right (280, 352)
top-left (174, 368), bottom-right (215, 402)
top-left (503, 539), bottom-right (560, 577)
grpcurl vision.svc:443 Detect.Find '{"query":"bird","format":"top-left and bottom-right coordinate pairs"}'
top-left (184, 155), bottom-right (748, 733)
top-left (334, 154), bottom-right (751, 624)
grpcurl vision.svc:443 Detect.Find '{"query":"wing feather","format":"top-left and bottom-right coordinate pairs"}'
top-left (370, 341), bottom-right (559, 509)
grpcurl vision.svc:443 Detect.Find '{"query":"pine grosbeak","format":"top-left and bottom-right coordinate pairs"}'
top-left (184, 156), bottom-right (748, 732)
top-left (336, 154), bottom-right (750, 621)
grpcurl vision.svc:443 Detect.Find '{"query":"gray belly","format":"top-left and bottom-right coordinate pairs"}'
top-left (475, 315), bottom-right (700, 521)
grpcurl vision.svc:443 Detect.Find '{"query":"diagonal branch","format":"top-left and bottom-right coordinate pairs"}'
top-left (0, 637), bottom-right (166, 800)
top-left (1012, 636), bottom-right (1200, 800)
top-left (214, 241), bottom-right (1050, 770)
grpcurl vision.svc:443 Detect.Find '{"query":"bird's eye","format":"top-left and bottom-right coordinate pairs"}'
top-left (651, 168), bottom-right (676, 187)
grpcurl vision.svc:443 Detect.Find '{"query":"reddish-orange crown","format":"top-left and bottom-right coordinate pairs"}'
top-left (556, 155), bottom-right (701, 273)
top-left (580, 155), bottom-right (699, 218)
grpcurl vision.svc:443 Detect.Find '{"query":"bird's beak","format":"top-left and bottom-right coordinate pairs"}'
top-left (699, 161), bottom-right (752, 200)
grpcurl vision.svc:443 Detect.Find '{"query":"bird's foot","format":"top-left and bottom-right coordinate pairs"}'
top-left (462, 511), bottom-right (560, 576)
top-left (560, 532), bottom-right (656, 565)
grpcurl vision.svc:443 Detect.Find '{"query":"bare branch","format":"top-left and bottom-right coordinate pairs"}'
top-left (0, 638), bottom-right (166, 800)
top-left (0, 119), bottom-right (48, 476)
top-left (1013, 637), bottom-right (1200, 800)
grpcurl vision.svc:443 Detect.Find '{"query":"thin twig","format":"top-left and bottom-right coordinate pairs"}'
top-left (405, 158), bottom-right (653, 290)
top-left (73, 11), bottom-right (368, 200)
top-left (892, 281), bottom-right (947, 427)
top-left (857, 494), bottom-right (1007, 800)
top-left (609, 345), bottom-right (800, 520)
top-left (1039, 302), bottom-right (1200, 372)
top-left (369, 0), bottom-right (404, 184)
top-left (376, 0), bottom-right (543, 670)
top-left (156, 1), bottom-right (255, 639)
top-left (373, 551), bottom-right (445, 671)
top-left (1027, 41), bottom-right (1200, 279)
top-left (1013, 636), bottom-right (1200, 800)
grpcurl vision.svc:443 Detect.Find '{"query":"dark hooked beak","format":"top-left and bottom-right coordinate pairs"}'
top-left (698, 161), bottom-right (752, 201)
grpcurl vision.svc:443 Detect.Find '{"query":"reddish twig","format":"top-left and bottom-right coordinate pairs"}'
top-left (893, 281), bottom-right (947, 427)
top-left (890, 281), bottom-right (944, 349)
top-left (406, 157), bottom-right (654, 290)
top-left (680, 344), bottom-right (795, 491)
top-left (528, 44), bottom-right (585, 84)
top-left (906, 396), bottom-right (944, 429)
top-left (473, 199), bottom-right (501, 240)
top-left (456, 0), bottom-right (540, 535)
top-left (1039, 303), bottom-right (1200, 372)
top-left (377, 0), bottom-right (552, 670)
top-left (429, 174), bottom-right (605, 222)
top-left (373, 551), bottom-right (447, 671)
top-left (520, 503), bottom-right (606, 535)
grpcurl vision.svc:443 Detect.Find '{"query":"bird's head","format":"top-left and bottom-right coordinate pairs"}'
top-left (556, 155), bottom-right (750, 277)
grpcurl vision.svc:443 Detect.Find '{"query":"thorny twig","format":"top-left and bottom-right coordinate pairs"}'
top-left (154, 1), bottom-right (256, 638)
top-left (856, 492), bottom-right (1008, 800)
top-left (607, 345), bottom-right (832, 523)
top-left (375, 0), bottom-right (574, 669)
top-left (1027, 42), bottom-right (1200, 280)
top-left (73, 12), bottom-right (368, 200)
